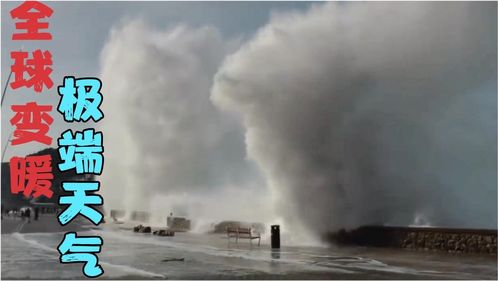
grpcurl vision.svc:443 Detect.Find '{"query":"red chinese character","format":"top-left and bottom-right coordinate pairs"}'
top-left (10, 102), bottom-right (53, 145)
top-left (10, 155), bottom-right (53, 199)
top-left (11, 50), bottom-right (53, 93)
top-left (10, 1), bottom-right (53, 40)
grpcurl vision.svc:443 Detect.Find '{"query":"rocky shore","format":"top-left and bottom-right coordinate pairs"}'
top-left (328, 226), bottom-right (497, 255)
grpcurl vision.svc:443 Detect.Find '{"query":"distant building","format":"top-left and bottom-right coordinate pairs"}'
top-left (167, 214), bottom-right (191, 232)
top-left (110, 209), bottom-right (126, 221)
top-left (130, 210), bottom-right (151, 222)
top-left (1, 148), bottom-right (91, 210)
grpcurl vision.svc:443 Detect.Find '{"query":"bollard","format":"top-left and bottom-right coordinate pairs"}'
top-left (271, 225), bottom-right (280, 249)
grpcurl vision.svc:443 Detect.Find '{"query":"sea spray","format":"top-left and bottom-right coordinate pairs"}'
top-left (99, 21), bottom-right (273, 230)
top-left (211, 2), bottom-right (497, 238)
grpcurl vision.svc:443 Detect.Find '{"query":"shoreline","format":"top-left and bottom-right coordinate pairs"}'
top-left (327, 225), bottom-right (498, 255)
top-left (2, 222), bottom-right (496, 280)
top-left (1, 214), bottom-right (97, 234)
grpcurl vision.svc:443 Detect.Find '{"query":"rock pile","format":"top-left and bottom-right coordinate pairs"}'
top-left (153, 229), bottom-right (175, 236)
top-left (328, 226), bottom-right (497, 255)
top-left (133, 225), bottom-right (175, 237)
top-left (400, 230), bottom-right (497, 254)
top-left (133, 224), bottom-right (151, 233)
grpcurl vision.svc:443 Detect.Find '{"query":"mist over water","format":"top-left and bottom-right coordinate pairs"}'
top-left (99, 20), bottom-right (271, 228)
top-left (211, 2), bottom-right (497, 237)
top-left (99, 2), bottom-right (496, 243)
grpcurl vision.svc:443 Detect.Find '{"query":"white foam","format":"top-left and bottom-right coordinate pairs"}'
top-left (11, 232), bottom-right (57, 253)
top-left (95, 229), bottom-right (354, 274)
top-left (100, 262), bottom-right (165, 278)
top-left (9, 232), bottom-right (165, 279)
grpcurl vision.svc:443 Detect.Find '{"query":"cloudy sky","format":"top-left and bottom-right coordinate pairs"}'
top-left (1, 2), bottom-right (496, 241)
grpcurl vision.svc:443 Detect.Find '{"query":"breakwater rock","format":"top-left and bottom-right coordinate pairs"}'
top-left (153, 229), bottom-right (175, 236)
top-left (327, 226), bottom-right (497, 255)
top-left (133, 224), bottom-right (151, 233)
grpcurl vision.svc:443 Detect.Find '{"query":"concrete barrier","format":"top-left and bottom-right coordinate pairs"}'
top-left (327, 226), bottom-right (497, 255)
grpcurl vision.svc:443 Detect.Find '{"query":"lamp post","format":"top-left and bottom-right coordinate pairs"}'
top-left (1, 70), bottom-right (13, 162)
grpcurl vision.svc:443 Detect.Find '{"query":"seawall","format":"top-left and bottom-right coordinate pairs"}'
top-left (327, 225), bottom-right (497, 255)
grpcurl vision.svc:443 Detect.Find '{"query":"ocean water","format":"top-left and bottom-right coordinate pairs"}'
top-left (1, 227), bottom-right (496, 279)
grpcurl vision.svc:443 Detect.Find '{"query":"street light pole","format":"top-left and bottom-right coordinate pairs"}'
top-left (1, 132), bottom-right (13, 162)
top-left (2, 70), bottom-right (14, 162)
top-left (1, 70), bottom-right (13, 106)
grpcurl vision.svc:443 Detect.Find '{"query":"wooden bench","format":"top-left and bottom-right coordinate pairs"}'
top-left (227, 227), bottom-right (261, 246)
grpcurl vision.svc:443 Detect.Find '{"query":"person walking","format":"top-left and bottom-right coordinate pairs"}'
top-left (26, 208), bottom-right (31, 223)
